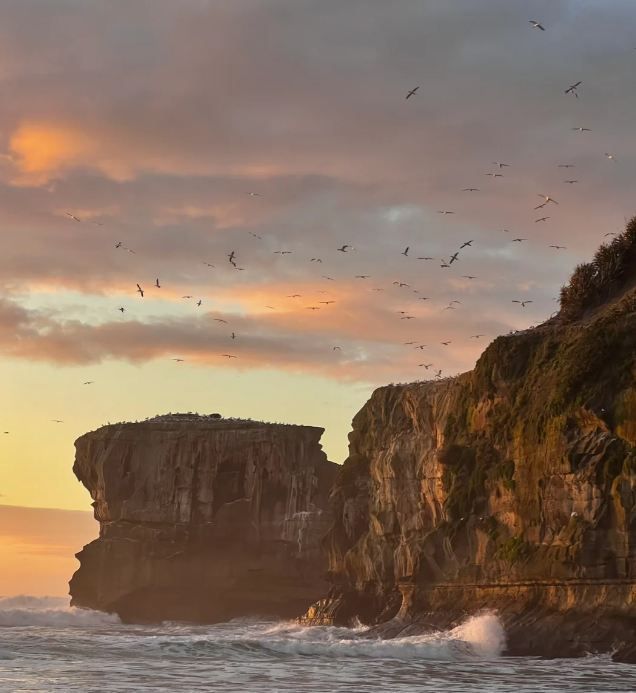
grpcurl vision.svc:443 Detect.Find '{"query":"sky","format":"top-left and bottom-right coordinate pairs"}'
top-left (1, 0), bottom-right (636, 517)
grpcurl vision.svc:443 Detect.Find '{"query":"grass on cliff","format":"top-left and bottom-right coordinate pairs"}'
top-left (559, 217), bottom-right (636, 321)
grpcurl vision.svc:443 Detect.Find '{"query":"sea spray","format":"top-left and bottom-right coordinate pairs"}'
top-left (0, 595), bottom-right (120, 628)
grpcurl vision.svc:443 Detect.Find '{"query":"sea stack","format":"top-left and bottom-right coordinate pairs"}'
top-left (70, 414), bottom-right (338, 623)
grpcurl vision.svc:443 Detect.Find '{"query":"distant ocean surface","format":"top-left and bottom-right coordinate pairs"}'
top-left (1, 597), bottom-right (635, 692)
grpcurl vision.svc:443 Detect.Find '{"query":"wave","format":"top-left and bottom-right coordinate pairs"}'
top-left (0, 595), bottom-right (120, 627)
top-left (154, 611), bottom-right (505, 662)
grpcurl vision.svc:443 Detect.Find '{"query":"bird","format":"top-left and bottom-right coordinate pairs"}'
top-left (418, 296), bottom-right (430, 300)
top-left (571, 127), bottom-right (591, 132)
top-left (274, 250), bottom-right (292, 255)
top-left (322, 275), bottom-right (335, 281)
top-left (604, 232), bottom-right (618, 237)
top-left (214, 318), bottom-right (228, 324)
top-left (118, 307), bottom-right (126, 313)
top-left (401, 315), bottom-right (415, 320)
top-left (310, 257), bottom-right (323, 263)
top-left (136, 283), bottom-right (144, 298)
top-left (512, 300), bottom-right (533, 308)
top-left (535, 217), bottom-right (550, 223)
top-left (196, 300), bottom-right (202, 307)
top-left (449, 252), bottom-right (459, 264)
top-left (419, 363), bottom-right (433, 369)
top-left (402, 246), bottom-right (410, 256)
top-left (605, 152), bottom-right (616, 161)
top-left (549, 245), bottom-right (567, 250)
top-left (222, 354), bottom-right (238, 358)
top-left (463, 188), bottom-right (480, 192)
top-left (529, 20), bottom-right (545, 31)
top-left (471, 335), bottom-right (484, 339)
top-left (437, 210), bottom-right (455, 215)
top-left (460, 240), bottom-right (473, 249)
top-left (319, 300), bottom-right (335, 305)
top-left (512, 238), bottom-right (527, 242)
top-left (332, 346), bottom-right (341, 351)
top-left (228, 251), bottom-right (237, 266)
top-left (355, 275), bottom-right (370, 279)
top-left (247, 192), bottom-right (262, 197)
top-left (441, 341), bottom-right (451, 346)
top-left (393, 282), bottom-right (410, 288)
top-left (231, 332), bottom-right (236, 340)
top-left (440, 262), bottom-right (450, 268)
top-left (83, 381), bottom-right (94, 385)
top-left (203, 262), bottom-right (215, 268)
top-left (484, 173), bottom-right (503, 178)
top-left (250, 232), bottom-right (263, 239)
top-left (492, 162), bottom-right (510, 169)
top-left (172, 358), bottom-right (184, 362)
top-left (435, 370), bottom-right (443, 379)
top-left (51, 419), bottom-right (65, 423)
top-left (306, 306), bottom-right (321, 311)
top-left (115, 241), bottom-right (123, 248)
top-left (406, 86), bottom-right (419, 100)
top-left (155, 278), bottom-right (161, 288)
top-left (564, 180), bottom-right (578, 184)
top-left (417, 256), bottom-right (434, 260)
top-left (182, 295), bottom-right (193, 299)
top-left (565, 81), bottom-right (582, 97)
top-left (558, 164), bottom-right (575, 168)
top-left (462, 275), bottom-right (477, 280)
top-left (538, 194), bottom-right (559, 205)
top-left (337, 244), bottom-right (352, 252)
top-left (65, 212), bottom-right (81, 222)
top-left (287, 294), bottom-right (302, 298)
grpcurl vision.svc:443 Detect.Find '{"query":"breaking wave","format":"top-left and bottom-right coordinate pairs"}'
top-left (0, 595), bottom-right (120, 627)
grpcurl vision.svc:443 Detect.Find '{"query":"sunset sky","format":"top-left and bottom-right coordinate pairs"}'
top-left (1, 0), bottom-right (636, 521)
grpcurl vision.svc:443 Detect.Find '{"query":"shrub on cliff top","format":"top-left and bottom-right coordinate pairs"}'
top-left (559, 216), bottom-right (636, 320)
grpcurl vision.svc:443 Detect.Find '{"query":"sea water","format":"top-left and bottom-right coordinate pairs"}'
top-left (1, 596), bottom-right (635, 692)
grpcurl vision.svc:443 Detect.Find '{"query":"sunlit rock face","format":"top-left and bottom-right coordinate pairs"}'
top-left (70, 414), bottom-right (338, 623)
top-left (304, 229), bottom-right (636, 659)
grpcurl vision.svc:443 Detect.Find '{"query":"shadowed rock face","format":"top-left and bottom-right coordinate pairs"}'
top-left (70, 414), bottom-right (338, 623)
top-left (305, 229), bottom-right (636, 660)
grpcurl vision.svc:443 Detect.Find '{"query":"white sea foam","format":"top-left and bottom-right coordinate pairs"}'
top-left (0, 594), bottom-right (120, 627)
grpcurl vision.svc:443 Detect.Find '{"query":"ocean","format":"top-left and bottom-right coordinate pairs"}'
top-left (1, 596), bottom-right (635, 692)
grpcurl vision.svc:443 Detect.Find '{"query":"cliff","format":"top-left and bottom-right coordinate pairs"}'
top-left (306, 221), bottom-right (636, 659)
top-left (70, 414), bottom-right (338, 623)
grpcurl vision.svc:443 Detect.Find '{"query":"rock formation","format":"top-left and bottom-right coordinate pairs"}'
top-left (70, 414), bottom-right (338, 623)
top-left (304, 221), bottom-right (636, 659)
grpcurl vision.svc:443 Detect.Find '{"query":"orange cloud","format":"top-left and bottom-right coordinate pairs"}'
top-left (9, 122), bottom-right (97, 185)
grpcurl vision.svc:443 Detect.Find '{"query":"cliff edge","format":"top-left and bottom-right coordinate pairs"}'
top-left (306, 220), bottom-right (636, 659)
top-left (70, 414), bottom-right (338, 623)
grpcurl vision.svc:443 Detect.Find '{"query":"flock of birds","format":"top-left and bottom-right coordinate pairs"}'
top-left (3, 15), bottom-right (626, 436)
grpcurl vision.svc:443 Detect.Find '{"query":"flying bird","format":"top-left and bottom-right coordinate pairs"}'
top-left (492, 162), bottom-right (510, 169)
top-left (228, 251), bottom-right (237, 266)
top-left (417, 256), bottom-right (434, 260)
top-left (538, 194), bottom-right (559, 205)
top-left (274, 250), bottom-right (292, 255)
top-left (310, 258), bottom-right (323, 263)
top-left (402, 246), bottom-right (410, 256)
top-left (319, 300), bottom-right (335, 305)
top-left (155, 278), bottom-right (161, 288)
top-left (484, 173), bottom-right (503, 178)
top-left (322, 275), bottom-right (335, 281)
top-left (535, 217), bottom-right (550, 223)
top-left (196, 300), bottom-right (202, 307)
top-left (306, 306), bottom-right (321, 311)
top-left (463, 188), bottom-right (480, 192)
top-left (565, 81), bottom-right (582, 97)
top-left (437, 210), bottom-right (455, 215)
top-left (83, 381), bottom-right (94, 385)
top-left (222, 354), bottom-right (238, 358)
top-left (65, 212), bottom-right (81, 222)
top-left (172, 358), bottom-right (184, 362)
top-left (558, 164), bottom-right (575, 168)
top-left (441, 341), bottom-right (451, 346)
top-left (571, 127), bottom-right (591, 132)
top-left (337, 245), bottom-right (352, 252)
top-left (118, 307), bottom-right (125, 313)
top-left (247, 192), bottom-right (262, 197)
top-left (333, 346), bottom-right (341, 351)
top-left (512, 238), bottom-right (527, 242)
top-left (549, 245), bottom-right (567, 250)
top-left (419, 364), bottom-right (433, 369)
top-left (250, 232), bottom-right (263, 239)
top-left (512, 300), bottom-right (533, 308)
top-left (605, 153), bottom-right (616, 161)
top-left (136, 284), bottom-right (144, 297)
top-left (214, 318), bottom-right (228, 324)
top-left (203, 262), bottom-right (215, 268)
top-left (406, 86), bottom-right (419, 99)
top-left (564, 180), bottom-right (578, 184)
top-left (355, 275), bottom-right (370, 279)
top-left (182, 295), bottom-right (193, 299)
top-left (449, 252), bottom-right (459, 264)
top-left (287, 294), bottom-right (302, 298)
top-left (529, 20), bottom-right (545, 31)
top-left (462, 275), bottom-right (477, 280)
top-left (460, 240), bottom-right (473, 249)
top-left (471, 335), bottom-right (484, 339)
top-left (231, 333), bottom-right (236, 340)
top-left (51, 419), bottom-right (65, 423)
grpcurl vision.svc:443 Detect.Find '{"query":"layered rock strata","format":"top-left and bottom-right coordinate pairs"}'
top-left (70, 414), bottom-right (337, 622)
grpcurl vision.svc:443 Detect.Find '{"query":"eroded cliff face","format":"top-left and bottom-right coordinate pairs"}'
top-left (309, 248), bottom-right (636, 657)
top-left (70, 414), bottom-right (337, 622)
